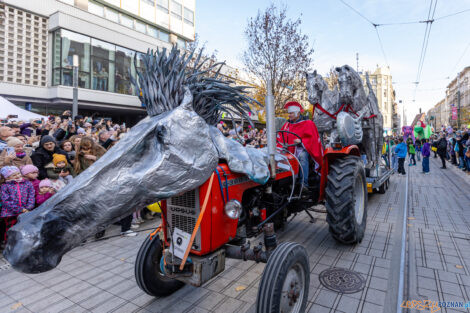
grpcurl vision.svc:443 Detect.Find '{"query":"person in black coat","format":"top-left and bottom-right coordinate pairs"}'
top-left (31, 135), bottom-right (69, 180)
top-left (436, 133), bottom-right (448, 169)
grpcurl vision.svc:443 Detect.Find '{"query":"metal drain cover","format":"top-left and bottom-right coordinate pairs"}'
top-left (319, 268), bottom-right (365, 294)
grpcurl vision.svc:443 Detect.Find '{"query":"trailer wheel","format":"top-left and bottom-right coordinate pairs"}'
top-left (135, 236), bottom-right (184, 297)
top-left (256, 242), bottom-right (309, 313)
top-left (325, 156), bottom-right (367, 244)
top-left (378, 182), bottom-right (386, 194)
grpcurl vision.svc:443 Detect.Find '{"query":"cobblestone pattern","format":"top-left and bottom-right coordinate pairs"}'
top-left (410, 157), bottom-right (470, 313)
top-left (0, 171), bottom-right (409, 313)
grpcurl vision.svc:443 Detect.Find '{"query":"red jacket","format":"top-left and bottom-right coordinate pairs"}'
top-left (277, 118), bottom-right (323, 170)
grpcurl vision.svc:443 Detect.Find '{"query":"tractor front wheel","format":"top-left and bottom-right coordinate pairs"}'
top-left (135, 235), bottom-right (184, 297)
top-left (325, 156), bottom-right (367, 244)
top-left (256, 242), bottom-right (309, 313)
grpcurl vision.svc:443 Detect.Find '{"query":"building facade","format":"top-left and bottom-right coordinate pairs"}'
top-left (0, 0), bottom-right (195, 123)
top-left (360, 66), bottom-right (398, 135)
top-left (445, 66), bottom-right (470, 129)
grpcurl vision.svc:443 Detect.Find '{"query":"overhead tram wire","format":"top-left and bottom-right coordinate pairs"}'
top-left (413, 0), bottom-right (438, 101)
top-left (449, 40), bottom-right (470, 77)
top-left (337, 0), bottom-right (390, 67)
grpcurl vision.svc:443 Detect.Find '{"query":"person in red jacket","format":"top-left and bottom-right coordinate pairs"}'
top-left (277, 101), bottom-right (323, 189)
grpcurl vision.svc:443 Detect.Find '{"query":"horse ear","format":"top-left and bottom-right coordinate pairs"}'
top-left (313, 70), bottom-right (317, 76)
top-left (305, 71), bottom-right (309, 79)
top-left (335, 67), bottom-right (341, 72)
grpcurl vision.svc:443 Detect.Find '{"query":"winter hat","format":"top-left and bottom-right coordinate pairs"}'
top-left (40, 135), bottom-right (56, 147)
top-left (84, 122), bottom-right (92, 128)
top-left (0, 166), bottom-right (20, 179)
top-left (7, 137), bottom-right (23, 147)
top-left (39, 179), bottom-right (52, 188)
top-left (20, 164), bottom-right (39, 176)
top-left (77, 128), bottom-right (86, 135)
top-left (52, 153), bottom-right (67, 166)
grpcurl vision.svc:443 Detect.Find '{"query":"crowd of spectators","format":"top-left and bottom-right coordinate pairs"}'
top-left (384, 126), bottom-right (470, 176)
top-left (217, 122), bottom-right (267, 147)
top-left (0, 110), bottom-right (144, 249)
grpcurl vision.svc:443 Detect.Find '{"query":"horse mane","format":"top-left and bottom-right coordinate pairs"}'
top-left (131, 46), bottom-right (257, 126)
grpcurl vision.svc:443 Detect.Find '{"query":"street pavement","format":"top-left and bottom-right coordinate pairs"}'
top-left (0, 156), bottom-right (468, 313)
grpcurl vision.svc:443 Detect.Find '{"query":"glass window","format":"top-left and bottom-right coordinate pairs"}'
top-left (120, 14), bottom-right (134, 28)
top-left (148, 25), bottom-right (159, 38)
top-left (135, 20), bottom-right (147, 33)
top-left (177, 37), bottom-right (185, 49)
top-left (91, 38), bottom-right (116, 92)
top-left (171, 1), bottom-right (182, 19)
top-left (184, 7), bottom-right (193, 25)
top-left (122, 0), bottom-right (139, 15)
top-left (103, 0), bottom-right (120, 7)
top-left (115, 46), bottom-right (136, 95)
top-left (159, 30), bottom-right (169, 42)
top-left (52, 69), bottom-right (61, 86)
top-left (88, 1), bottom-right (104, 17)
top-left (60, 29), bottom-right (90, 73)
top-left (52, 30), bottom-right (61, 71)
top-left (140, 0), bottom-right (156, 22)
top-left (157, 0), bottom-right (169, 13)
top-left (105, 8), bottom-right (119, 23)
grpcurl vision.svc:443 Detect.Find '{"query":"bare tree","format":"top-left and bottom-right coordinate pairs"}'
top-left (243, 4), bottom-right (313, 112)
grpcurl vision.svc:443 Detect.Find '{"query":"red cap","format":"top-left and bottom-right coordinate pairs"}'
top-left (284, 101), bottom-right (304, 113)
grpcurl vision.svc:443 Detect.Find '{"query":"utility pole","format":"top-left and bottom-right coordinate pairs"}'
top-left (72, 55), bottom-right (79, 119)
top-left (356, 53), bottom-right (359, 72)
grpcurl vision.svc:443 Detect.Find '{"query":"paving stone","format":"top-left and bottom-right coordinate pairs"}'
top-left (111, 302), bottom-right (140, 313)
top-left (337, 295), bottom-right (360, 312)
top-left (365, 288), bottom-right (386, 306)
top-left (308, 303), bottom-right (332, 313)
top-left (362, 301), bottom-right (383, 313)
top-left (369, 277), bottom-right (388, 291)
top-left (314, 289), bottom-right (337, 307)
top-left (440, 281), bottom-right (463, 298)
top-left (213, 297), bottom-right (245, 313)
top-left (196, 292), bottom-right (226, 311)
top-left (92, 296), bottom-right (127, 313)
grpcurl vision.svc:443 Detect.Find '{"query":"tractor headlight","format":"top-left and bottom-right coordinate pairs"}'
top-left (224, 200), bottom-right (242, 220)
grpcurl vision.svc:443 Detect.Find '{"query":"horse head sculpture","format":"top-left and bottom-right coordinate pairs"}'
top-left (336, 65), bottom-right (367, 113)
top-left (306, 71), bottom-right (339, 133)
top-left (4, 47), bottom-right (261, 273)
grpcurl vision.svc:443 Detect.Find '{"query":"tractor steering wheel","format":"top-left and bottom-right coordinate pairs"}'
top-left (276, 130), bottom-right (303, 149)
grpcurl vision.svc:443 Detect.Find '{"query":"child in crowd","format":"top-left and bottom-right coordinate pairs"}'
top-left (20, 164), bottom-right (40, 195)
top-left (408, 140), bottom-right (416, 166)
top-left (35, 179), bottom-right (55, 206)
top-left (0, 166), bottom-right (35, 244)
top-left (395, 138), bottom-right (408, 175)
top-left (45, 153), bottom-right (75, 191)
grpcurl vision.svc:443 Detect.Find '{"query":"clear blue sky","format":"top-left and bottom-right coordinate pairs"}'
top-left (196, 0), bottom-right (470, 123)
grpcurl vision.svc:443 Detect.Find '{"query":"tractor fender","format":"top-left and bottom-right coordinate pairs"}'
top-left (319, 145), bottom-right (360, 201)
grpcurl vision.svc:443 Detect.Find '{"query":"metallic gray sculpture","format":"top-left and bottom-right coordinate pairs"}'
top-left (3, 47), bottom-right (268, 273)
top-left (306, 70), bottom-right (339, 133)
top-left (306, 65), bottom-right (383, 172)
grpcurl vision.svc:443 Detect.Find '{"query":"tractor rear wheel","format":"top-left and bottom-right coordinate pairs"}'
top-left (135, 236), bottom-right (184, 297)
top-left (325, 156), bottom-right (367, 244)
top-left (256, 242), bottom-right (309, 313)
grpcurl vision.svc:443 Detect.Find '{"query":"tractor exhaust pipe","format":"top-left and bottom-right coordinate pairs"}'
top-left (265, 80), bottom-right (277, 178)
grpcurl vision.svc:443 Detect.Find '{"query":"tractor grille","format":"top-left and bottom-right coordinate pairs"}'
top-left (167, 189), bottom-right (201, 251)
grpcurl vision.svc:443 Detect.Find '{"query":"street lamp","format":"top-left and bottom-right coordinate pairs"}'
top-left (72, 54), bottom-right (79, 119)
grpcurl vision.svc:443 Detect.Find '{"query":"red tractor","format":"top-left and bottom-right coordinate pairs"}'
top-left (135, 126), bottom-right (368, 313)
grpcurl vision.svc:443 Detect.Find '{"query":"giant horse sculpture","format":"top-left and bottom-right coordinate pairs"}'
top-left (306, 65), bottom-right (383, 172)
top-left (4, 47), bottom-right (267, 273)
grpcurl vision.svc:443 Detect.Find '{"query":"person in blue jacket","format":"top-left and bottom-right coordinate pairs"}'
top-left (395, 138), bottom-right (408, 175)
